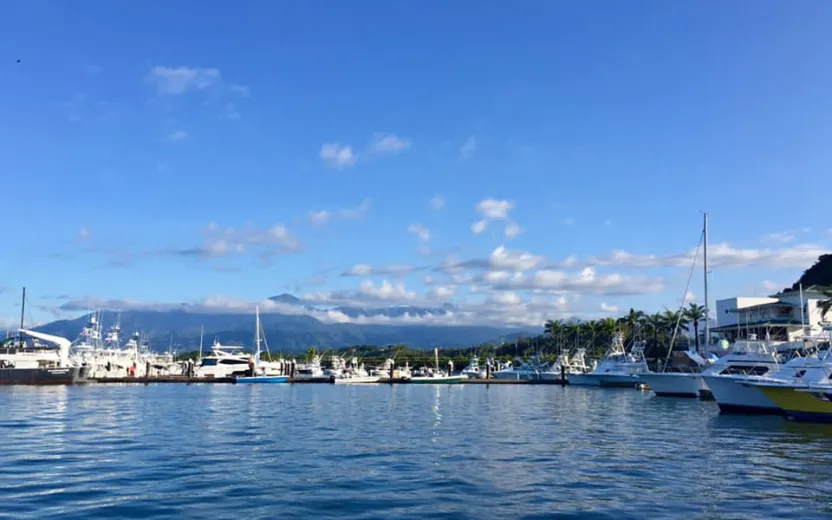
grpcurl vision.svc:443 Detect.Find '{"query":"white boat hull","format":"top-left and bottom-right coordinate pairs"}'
top-left (332, 376), bottom-right (380, 384)
top-left (701, 375), bottom-right (781, 414)
top-left (567, 374), bottom-right (600, 386)
top-left (640, 373), bottom-right (702, 397)
top-left (578, 373), bottom-right (641, 387)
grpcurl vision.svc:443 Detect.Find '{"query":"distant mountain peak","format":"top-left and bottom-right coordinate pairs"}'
top-left (268, 293), bottom-right (302, 305)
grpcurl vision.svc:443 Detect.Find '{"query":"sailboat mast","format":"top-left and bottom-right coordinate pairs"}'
top-left (198, 325), bottom-right (204, 361)
top-left (703, 212), bottom-right (709, 355)
top-left (19, 287), bottom-right (26, 348)
top-left (255, 305), bottom-right (261, 361)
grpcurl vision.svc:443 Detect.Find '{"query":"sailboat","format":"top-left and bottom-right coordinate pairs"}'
top-left (235, 306), bottom-right (289, 384)
top-left (640, 213), bottom-right (717, 397)
top-left (410, 348), bottom-right (464, 384)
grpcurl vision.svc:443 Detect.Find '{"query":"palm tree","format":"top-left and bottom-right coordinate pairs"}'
top-left (620, 308), bottom-right (645, 345)
top-left (683, 303), bottom-right (708, 353)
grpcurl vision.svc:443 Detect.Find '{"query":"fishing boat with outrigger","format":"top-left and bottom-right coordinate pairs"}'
top-left (235, 306), bottom-right (289, 384)
top-left (410, 348), bottom-right (464, 384)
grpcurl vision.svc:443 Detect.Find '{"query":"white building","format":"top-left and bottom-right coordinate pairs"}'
top-left (713, 287), bottom-right (830, 342)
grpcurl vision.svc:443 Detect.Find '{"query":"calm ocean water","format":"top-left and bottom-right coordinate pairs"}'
top-left (1, 384), bottom-right (830, 519)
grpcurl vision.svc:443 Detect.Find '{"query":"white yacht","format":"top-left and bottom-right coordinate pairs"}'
top-left (700, 336), bottom-right (786, 413)
top-left (640, 350), bottom-right (718, 397)
top-left (573, 335), bottom-right (648, 387)
top-left (492, 356), bottom-right (541, 380)
top-left (195, 340), bottom-right (251, 379)
top-left (332, 356), bottom-right (379, 384)
top-left (554, 348), bottom-right (592, 383)
top-left (295, 354), bottom-right (326, 379)
top-left (461, 356), bottom-right (487, 379)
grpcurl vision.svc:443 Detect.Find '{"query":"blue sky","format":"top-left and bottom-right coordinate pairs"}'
top-left (2, 1), bottom-right (831, 328)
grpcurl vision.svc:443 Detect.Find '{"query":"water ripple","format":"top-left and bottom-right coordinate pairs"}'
top-left (1, 384), bottom-right (831, 519)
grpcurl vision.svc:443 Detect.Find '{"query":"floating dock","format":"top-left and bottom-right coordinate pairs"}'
top-left (89, 376), bottom-right (568, 385)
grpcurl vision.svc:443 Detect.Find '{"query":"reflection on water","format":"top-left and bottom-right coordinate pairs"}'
top-left (1, 384), bottom-right (831, 519)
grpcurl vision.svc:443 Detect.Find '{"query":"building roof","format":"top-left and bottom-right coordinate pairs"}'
top-left (725, 301), bottom-right (797, 313)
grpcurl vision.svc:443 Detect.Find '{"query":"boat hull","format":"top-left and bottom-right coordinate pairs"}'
top-left (640, 373), bottom-right (702, 397)
top-left (578, 373), bottom-right (641, 388)
top-left (410, 376), bottom-right (464, 384)
top-left (702, 375), bottom-right (782, 414)
top-left (333, 376), bottom-right (380, 384)
top-left (235, 375), bottom-right (289, 384)
top-left (567, 374), bottom-right (599, 386)
top-left (756, 385), bottom-right (832, 423)
top-left (0, 366), bottom-right (87, 385)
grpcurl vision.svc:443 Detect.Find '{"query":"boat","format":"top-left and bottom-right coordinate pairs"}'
top-left (554, 348), bottom-right (592, 384)
top-left (699, 336), bottom-right (787, 413)
top-left (0, 288), bottom-right (87, 385)
top-left (492, 357), bottom-right (539, 380)
top-left (461, 356), bottom-right (487, 379)
top-left (236, 306), bottom-right (290, 384)
top-left (753, 378), bottom-right (832, 423)
top-left (294, 353), bottom-right (326, 379)
top-left (640, 213), bottom-right (716, 397)
top-left (195, 340), bottom-right (251, 379)
top-left (577, 334), bottom-right (648, 387)
top-left (410, 348), bottom-right (464, 384)
top-left (332, 356), bottom-right (380, 384)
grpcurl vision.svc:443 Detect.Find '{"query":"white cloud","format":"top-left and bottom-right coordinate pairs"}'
top-left (489, 246), bottom-right (543, 271)
top-left (471, 220), bottom-right (488, 234)
top-left (320, 143), bottom-right (358, 168)
top-left (339, 198), bottom-right (370, 219)
top-left (308, 199), bottom-right (370, 225)
top-left (342, 264), bottom-right (421, 277)
top-left (459, 136), bottom-right (477, 160)
top-left (476, 198), bottom-right (513, 220)
top-left (492, 267), bottom-right (665, 296)
top-left (168, 130), bottom-right (188, 141)
top-left (408, 224), bottom-right (431, 242)
top-left (428, 285), bottom-right (457, 300)
top-left (368, 133), bottom-right (411, 154)
top-left (684, 290), bottom-right (696, 303)
top-left (563, 217), bottom-right (576, 226)
top-left (307, 210), bottom-right (331, 226)
top-left (505, 222), bottom-right (523, 239)
top-left (77, 227), bottom-right (90, 241)
top-left (146, 66), bottom-right (223, 95)
top-left (760, 280), bottom-right (783, 294)
top-left (359, 280), bottom-right (417, 301)
top-left (761, 231), bottom-right (796, 244)
top-left (171, 222), bottom-right (301, 259)
top-left (430, 195), bottom-right (446, 211)
top-left (600, 303), bottom-right (619, 313)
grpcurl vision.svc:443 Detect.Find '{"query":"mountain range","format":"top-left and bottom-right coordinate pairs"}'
top-left (33, 294), bottom-right (537, 353)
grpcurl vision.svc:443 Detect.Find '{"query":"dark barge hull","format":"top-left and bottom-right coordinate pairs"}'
top-left (0, 367), bottom-right (87, 385)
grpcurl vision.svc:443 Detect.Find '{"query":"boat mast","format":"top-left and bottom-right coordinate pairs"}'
top-left (198, 325), bottom-right (204, 362)
top-left (703, 212), bottom-right (709, 355)
top-left (254, 305), bottom-right (261, 363)
top-left (18, 287), bottom-right (26, 348)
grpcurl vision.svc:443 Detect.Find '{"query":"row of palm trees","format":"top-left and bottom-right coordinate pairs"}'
top-left (542, 303), bottom-right (708, 359)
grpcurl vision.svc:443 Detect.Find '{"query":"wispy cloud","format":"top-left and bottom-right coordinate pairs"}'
top-left (761, 231), bottom-right (796, 244)
top-left (320, 143), bottom-right (358, 168)
top-left (430, 194), bottom-right (446, 211)
top-left (341, 264), bottom-right (423, 277)
top-left (307, 199), bottom-right (371, 225)
top-left (407, 223), bottom-right (431, 242)
top-left (77, 227), bottom-right (91, 241)
top-left (504, 222), bottom-right (523, 239)
top-left (368, 133), bottom-right (411, 155)
top-left (168, 130), bottom-right (188, 141)
top-left (146, 66), bottom-right (223, 95)
top-left (459, 136), bottom-right (477, 160)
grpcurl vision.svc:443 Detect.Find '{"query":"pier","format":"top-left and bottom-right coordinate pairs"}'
top-left (88, 376), bottom-right (568, 385)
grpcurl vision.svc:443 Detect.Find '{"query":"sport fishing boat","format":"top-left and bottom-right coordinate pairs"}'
top-left (492, 357), bottom-right (540, 380)
top-left (755, 383), bottom-right (832, 423)
top-left (410, 348), bottom-right (463, 384)
top-left (461, 356), bottom-right (487, 379)
top-left (577, 334), bottom-right (648, 387)
top-left (236, 306), bottom-right (289, 384)
top-left (555, 348), bottom-right (593, 384)
top-left (332, 356), bottom-right (379, 384)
